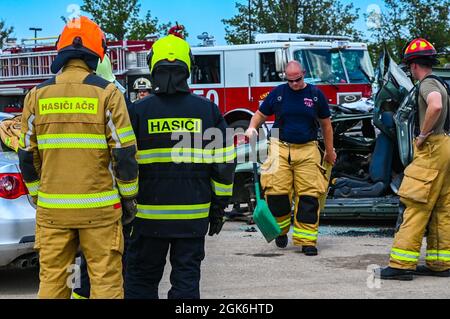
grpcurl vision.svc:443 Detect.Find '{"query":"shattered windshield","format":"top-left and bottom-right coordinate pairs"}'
top-left (294, 49), bottom-right (374, 85)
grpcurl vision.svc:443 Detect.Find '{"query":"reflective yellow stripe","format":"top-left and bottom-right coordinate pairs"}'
top-left (25, 180), bottom-right (40, 196)
top-left (426, 250), bottom-right (450, 261)
top-left (137, 147), bottom-right (236, 164)
top-left (390, 248), bottom-right (420, 262)
top-left (278, 219), bottom-right (291, 229)
top-left (148, 118), bottom-right (202, 134)
top-left (137, 203), bottom-right (210, 220)
top-left (293, 227), bottom-right (318, 240)
top-left (37, 134), bottom-right (108, 150)
top-left (72, 292), bottom-right (88, 300)
top-left (211, 179), bottom-right (233, 196)
top-left (214, 145), bottom-right (236, 162)
top-left (117, 126), bottom-right (136, 144)
top-left (117, 180), bottom-right (139, 197)
top-left (19, 133), bottom-right (26, 148)
top-left (37, 190), bottom-right (120, 209)
top-left (39, 97), bottom-right (99, 115)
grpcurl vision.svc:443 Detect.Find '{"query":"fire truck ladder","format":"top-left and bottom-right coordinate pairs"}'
top-left (0, 46), bottom-right (130, 81)
top-left (0, 51), bottom-right (58, 81)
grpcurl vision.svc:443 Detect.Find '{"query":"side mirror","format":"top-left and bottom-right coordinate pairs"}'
top-left (275, 49), bottom-right (287, 73)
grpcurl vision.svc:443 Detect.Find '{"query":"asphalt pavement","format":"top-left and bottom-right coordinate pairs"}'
top-left (0, 220), bottom-right (449, 299)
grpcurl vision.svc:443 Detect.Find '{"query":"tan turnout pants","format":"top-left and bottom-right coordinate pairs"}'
top-left (261, 138), bottom-right (329, 247)
top-left (390, 135), bottom-right (450, 271)
top-left (35, 221), bottom-right (124, 299)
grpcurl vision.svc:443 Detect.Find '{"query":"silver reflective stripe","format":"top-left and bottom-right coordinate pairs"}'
top-left (37, 190), bottom-right (121, 209)
top-left (25, 114), bottom-right (35, 149)
top-left (38, 137), bottom-right (107, 145)
top-left (138, 208), bottom-right (208, 215)
top-left (391, 249), bottom-right (419, 261)
top-left (106, 110), bottom-right (121, 148)
top-left (108, 161), bottom-right (115, 187)
top-left (426, 251), bottom-right (450, 261)
top-left (118, 130), bottom-right (135, 140)
top-left (137, 203), bottom-right (211, 220)
top-left (38, 193), bottom-right (120, 205)
top-left (25, 180), bottom-right (40, 196)
top-left (138, 151), bottom-right (205, 161)
top-left (293, 229), bottom-right (318, 239)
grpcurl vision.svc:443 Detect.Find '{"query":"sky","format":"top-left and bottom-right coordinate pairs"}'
top-left (0, 0), bottom-right (385, 46)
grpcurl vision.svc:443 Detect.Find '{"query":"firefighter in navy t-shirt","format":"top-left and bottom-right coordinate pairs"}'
top-left (246, 61), bottom-right (336, 256)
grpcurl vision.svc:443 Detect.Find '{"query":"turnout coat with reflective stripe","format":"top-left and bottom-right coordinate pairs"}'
top-left (19, 59), bottom-right (138, 228)
top-left (130, 93), bottom-right (236, 238)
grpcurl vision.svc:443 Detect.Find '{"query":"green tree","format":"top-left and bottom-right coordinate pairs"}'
top-left (81, 0), bottom-right (173, 41)
top-left (81, 0), bottom-right (141, 40)
top-left (128, 11), bottom-right (160, 40)
top-left (223, 0), bottom-right (361, 44)
top-left (0, 19), bottom-right (14, 49)
top-left (368, 0), bottom-right (450, 62)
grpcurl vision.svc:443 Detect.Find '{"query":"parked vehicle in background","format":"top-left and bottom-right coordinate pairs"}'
top-left (0, 112), bottom-right (36, 269)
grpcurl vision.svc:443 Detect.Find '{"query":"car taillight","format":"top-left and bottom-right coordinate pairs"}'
top-left (0, 173), bottom-right (29, 200)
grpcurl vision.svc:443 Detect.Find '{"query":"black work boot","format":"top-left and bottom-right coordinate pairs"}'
top-left (414, 266), bottom-right (450, 278)
top-left (275, 235), bottom-right (288, 249)
top-left (302, 246), bottom-right (318, 256)
top-left (377, 267), bottom-right (413, 281)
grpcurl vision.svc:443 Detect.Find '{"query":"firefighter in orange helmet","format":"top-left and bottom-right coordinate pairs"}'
top-left (379, 39), bottom-right (450, 280)
top-left (19, 16), bottom-right (138, 298)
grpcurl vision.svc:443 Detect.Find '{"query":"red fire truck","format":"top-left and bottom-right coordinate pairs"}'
top-left (0, 33), bottom-right (374, 132)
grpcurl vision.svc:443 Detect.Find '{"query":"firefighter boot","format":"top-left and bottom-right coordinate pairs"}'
top-left (414, 266), bottom-right (450, 278)
top-left (275, 235), bottom-right (288, 249)
top-left (302, 246), bottom-right (318, 256)
top-left (378, 267), bottom-right (413, 281)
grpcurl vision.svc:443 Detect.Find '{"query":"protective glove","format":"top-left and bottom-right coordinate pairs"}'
top-left (121, 198), bottom-right (138, 226)
top-left (208, 205), bottom-right (225, 236)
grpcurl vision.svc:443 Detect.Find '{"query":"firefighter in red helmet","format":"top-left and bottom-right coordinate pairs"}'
top-left (379, 38), bottom-right (450, 280)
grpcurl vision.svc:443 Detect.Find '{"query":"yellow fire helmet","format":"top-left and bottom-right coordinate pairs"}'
top-left (147, 34), bottom-right (193, 74)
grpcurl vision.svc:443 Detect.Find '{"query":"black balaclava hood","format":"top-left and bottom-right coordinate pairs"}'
top-left (51, 50), bottom-right (99, 74)
top-left (151, 62), bottom-right (190, 95)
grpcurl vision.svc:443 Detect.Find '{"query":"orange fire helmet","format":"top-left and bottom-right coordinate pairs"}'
top-left (56, 16), bottom-right (107, 61)
top-left (403, 38), bottom-right (437, 64)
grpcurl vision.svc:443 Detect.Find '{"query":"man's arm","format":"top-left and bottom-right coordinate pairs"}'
top-left (18, 89), bottom-right (41, 203)
top-left (416, 91), bottom-right (443, 148)
top-left (105, 87), bottom-right (139, 200)
top-left (318, 117), bottom-right (336, 165)
top-left (245, 111), bottom-right (268, 138)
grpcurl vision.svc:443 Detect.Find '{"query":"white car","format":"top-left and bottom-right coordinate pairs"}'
top-left (0, 112), bottom-right (37, 269)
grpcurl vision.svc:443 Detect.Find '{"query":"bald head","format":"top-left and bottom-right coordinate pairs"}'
top-left (285, 61), bottom-right (304, 74)
top-left (285, 61), bottom-right (307, 91)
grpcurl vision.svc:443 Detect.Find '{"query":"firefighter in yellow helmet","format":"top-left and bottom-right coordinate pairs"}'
top-left (18, 16), bottom-right (139, 298)
top-left (379, 38), bottom-right (450, 280)
top-left (133, 77), bottom-right (152, 101)
top-left (125, 27), bottom-right (236, 299)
